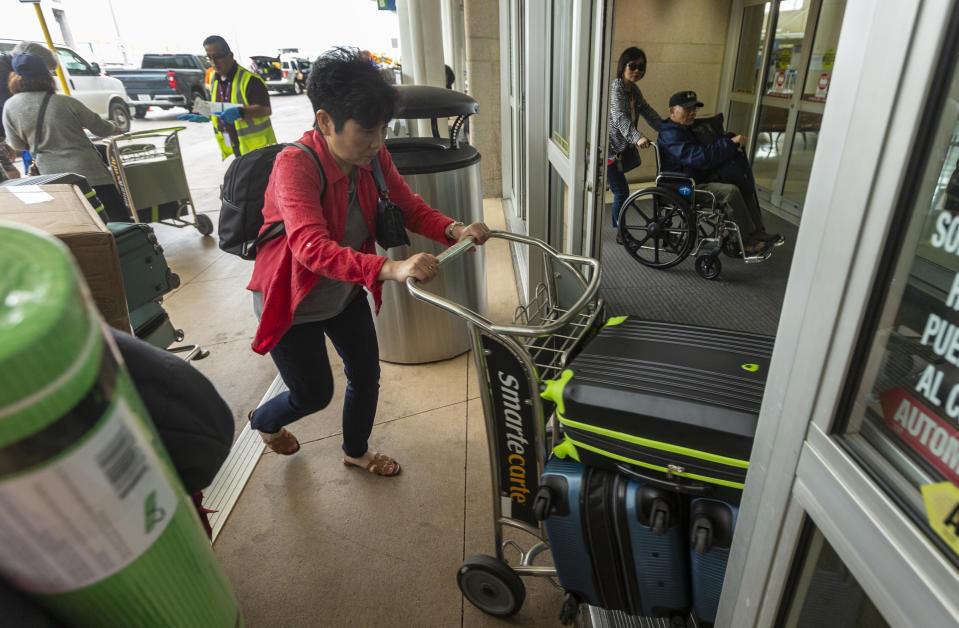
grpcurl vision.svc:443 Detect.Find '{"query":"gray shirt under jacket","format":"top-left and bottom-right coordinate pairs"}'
top-left (2, 91), bottom-right (119, 187)
top-left (253, 171), bottom-right (370, 324)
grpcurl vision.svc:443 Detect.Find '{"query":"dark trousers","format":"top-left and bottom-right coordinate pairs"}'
top-left (250, 293), bottom-right (381, 458)
top-left (607, 162), bottom-right (630, 228)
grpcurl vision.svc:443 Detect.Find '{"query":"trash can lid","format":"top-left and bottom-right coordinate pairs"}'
top-left (395, 85), bottom-right (479, 119)
top-left (386, 138), bottom-right (480, 175)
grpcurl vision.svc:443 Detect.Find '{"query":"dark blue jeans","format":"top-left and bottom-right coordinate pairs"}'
top-left (607, 162), bottom-right (630, 228)
top-left (250, 293), bottom-right (380, 458)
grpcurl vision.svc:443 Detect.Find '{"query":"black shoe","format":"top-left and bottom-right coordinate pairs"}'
top-left (616, 232), bottom-right (624, 245)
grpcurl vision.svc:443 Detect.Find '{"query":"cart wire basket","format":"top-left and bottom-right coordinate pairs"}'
top-left (407, 230), bottom-right (604, 619)
top-left (104, 126), bottom-right (213, 236)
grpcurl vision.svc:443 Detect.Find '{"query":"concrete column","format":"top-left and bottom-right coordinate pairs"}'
top-left (463, 0), bottom-right (501, 198)
top-left (396, 0), bottom-right (446, 136)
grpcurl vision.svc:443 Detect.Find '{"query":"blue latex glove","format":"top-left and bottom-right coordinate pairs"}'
top-left (219, 106), bottom-right (242, 124)
top-left (177, 113), bottom-right (210, 123)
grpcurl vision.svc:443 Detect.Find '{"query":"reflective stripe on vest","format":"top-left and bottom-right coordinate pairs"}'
top-left (209, 66), bottom-right (276, 159)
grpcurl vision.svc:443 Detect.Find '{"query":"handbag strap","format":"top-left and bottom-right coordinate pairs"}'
top-left (369, 155), bottom-right (389, 200)
top-left (32, 92), bottom-right (53, 157)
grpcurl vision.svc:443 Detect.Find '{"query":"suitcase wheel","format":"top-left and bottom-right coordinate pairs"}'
top-left (692, 517), bottom-right (714, 555)
top-left (559, 592), bottom-right (579, 625)
top-left (457, 554), bottom-right (525, 617)
top-left (532, 485), bottom-right (553, 521)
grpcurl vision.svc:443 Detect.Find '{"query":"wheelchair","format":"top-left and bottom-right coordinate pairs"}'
top-left (616, 142), bottom-right (781, 280)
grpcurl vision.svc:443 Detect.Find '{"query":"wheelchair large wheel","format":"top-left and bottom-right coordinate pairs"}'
top-left (618, 187), bottom-right (694, 269)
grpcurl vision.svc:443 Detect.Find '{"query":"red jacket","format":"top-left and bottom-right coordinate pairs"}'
top-left (247, 129), bottom-right (455, 354)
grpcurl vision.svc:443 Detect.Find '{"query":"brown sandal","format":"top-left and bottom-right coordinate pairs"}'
top-left (343, 452), bottom-right (401, 477)
top-left (249, 411), bottom-right (300, 455)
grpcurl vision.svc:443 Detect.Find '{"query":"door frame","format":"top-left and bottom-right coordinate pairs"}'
top-left (718, 0), bottom-right (959, 624)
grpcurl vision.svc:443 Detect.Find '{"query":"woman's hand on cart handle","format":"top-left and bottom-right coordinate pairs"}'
top-left (454, 221), bottom-right (491, 245)
top-left (379, 252), bottom-right (440, 284)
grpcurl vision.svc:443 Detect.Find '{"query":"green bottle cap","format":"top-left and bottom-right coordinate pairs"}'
top-left (0, 223), bottom-right (102, 448)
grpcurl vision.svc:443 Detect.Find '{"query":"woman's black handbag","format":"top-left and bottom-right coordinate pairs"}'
top-left (370, 157), bottom-right (410, 249)
top-left (616, 144), bottom-right (642, 173)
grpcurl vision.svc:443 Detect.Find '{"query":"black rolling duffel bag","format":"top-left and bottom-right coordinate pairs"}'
top-left (540, 317), bottom-right (774, 502)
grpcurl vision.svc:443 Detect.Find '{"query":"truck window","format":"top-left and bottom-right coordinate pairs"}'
top-left (142, 56), bottom-right (198, 70)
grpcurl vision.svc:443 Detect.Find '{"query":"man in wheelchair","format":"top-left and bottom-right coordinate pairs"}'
top-left (657, 90), bottom-right (783, 255)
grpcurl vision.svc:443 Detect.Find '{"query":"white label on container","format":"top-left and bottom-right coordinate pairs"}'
top-left (0, 397), bottom-right (179, 594)
top-left (7, 186), bottom-right (55, 205)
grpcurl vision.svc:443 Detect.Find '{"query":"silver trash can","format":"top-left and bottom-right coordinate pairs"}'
top-left (371, 86), bottom-right (486, 364)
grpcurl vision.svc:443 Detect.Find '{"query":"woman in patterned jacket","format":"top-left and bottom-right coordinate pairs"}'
top-left (608, 47), bottom-right (662, 235)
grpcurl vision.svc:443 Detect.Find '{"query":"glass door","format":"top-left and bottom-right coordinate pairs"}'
top-left (723, 0), bottom-right (847, 218)
top-left (719, 1), bottom-right (959, 625)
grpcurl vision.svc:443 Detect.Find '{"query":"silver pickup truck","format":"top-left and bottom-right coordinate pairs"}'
top-left (107, 54), bottom-right (210, 118)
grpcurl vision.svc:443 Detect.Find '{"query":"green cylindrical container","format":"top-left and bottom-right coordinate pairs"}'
top-left (0, 223), bottom-right (242, 627)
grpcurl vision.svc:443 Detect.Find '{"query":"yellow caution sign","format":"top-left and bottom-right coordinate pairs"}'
top-left (921, 482), bottom-right (959, 555)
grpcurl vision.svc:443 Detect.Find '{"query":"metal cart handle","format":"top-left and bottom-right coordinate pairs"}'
top-left (406, 230), bottom-right (601, 337)
top-left (105, 126), bottom-right (188, 144)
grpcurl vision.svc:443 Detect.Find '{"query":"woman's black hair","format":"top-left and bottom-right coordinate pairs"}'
top-left (616, 47), bottom-right (647, 79)
top-left (307, 46), bottom-right (398, 132)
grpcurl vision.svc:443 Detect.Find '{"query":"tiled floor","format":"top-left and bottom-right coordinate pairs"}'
top-left (151, 198), bottom-right (568, 626)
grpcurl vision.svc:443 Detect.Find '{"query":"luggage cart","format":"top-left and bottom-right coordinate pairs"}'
top-left (104, 126), bottom-right (214, 236)
top-left (407, 231), bottom-right (603, 619)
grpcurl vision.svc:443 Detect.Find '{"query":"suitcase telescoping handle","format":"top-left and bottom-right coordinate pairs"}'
top-left (406, 230), bottom-right (601, 338)
top-left (615, 463), bottom-right (710, 496)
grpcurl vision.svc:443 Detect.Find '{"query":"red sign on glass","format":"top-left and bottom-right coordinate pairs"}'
top-left (881, 387), bottom-right (959, 486)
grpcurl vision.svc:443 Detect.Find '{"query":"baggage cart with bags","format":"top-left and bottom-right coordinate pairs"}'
top-left (103, 126), bottom-right (214, 235)
top-left (409, 234), bottom-right (772, 626)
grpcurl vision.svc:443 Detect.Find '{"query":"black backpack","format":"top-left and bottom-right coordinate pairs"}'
top-left (0, 54), bottom-right (13, 134)
top-left (218, 142), bottom-right (325, 259)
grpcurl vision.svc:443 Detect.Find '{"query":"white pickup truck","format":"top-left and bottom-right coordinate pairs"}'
top-left (0, 39), bottom-right (131, 132)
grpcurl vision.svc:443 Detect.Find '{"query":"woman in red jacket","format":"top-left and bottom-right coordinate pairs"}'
top-left (247, 48), bottom-right (490, 476)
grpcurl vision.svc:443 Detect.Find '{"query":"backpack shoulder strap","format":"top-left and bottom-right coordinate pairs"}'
top-left (291, 141), bottom-right (326, 200)
top-left (33, 92), bottom-right (53, 156)
top-left (256, 142), bottom-right (327, 246)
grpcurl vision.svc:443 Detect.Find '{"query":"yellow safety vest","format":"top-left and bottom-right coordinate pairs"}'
top-left (209, 66), bottom-right (277, 160)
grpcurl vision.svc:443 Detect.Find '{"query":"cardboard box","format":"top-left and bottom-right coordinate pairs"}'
top-left (0, 184), bottom-right (131, 332)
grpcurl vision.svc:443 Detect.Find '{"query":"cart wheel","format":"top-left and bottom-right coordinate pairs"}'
top-left (695, 254), bottom-right (722, 280)
top-left (457, 555), bottom-right (525, 617)
top-left (721, 235), bottom-right (742, 258)
top-left (195, 213), bottom-right (214, 236)
top-left (174, 329), bottom-right (185, 342)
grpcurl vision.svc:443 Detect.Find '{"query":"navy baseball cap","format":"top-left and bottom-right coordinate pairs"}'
top-left (12, 53), bottom-right (49, 77)
top-left (668, 90), bottom-right (704, 108)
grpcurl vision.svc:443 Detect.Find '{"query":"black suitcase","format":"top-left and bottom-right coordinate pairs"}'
top-left (539, 456), bottom-right (690, 619)
top-left (0, 172), bottom-right (130, 222)
top-left (541, 318), bottom-right (773, 501)
top-left (106, 222), bottom-right (181, 311)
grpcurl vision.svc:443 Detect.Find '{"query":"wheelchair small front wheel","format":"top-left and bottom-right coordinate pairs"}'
top-left (618, 186), bottom-right (694, 269)
top-left (695, 254), bottom-right (722, 280)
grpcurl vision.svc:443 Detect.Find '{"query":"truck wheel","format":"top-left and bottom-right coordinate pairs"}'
top-left (133, 106), bottom-right (148, 119)
top-left (110, 101), bottom-right (131, 132)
